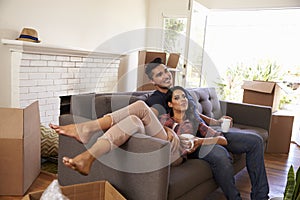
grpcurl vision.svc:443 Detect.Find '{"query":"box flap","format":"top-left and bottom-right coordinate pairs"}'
top-left (242, 80), bottom-right (276, 94)
top-left (145, 51), bottom-right (166, 64)
top-left (167, 53), bottom-right (180, 68)
top-left (0, 107), bottom-right (23, 139)
top-left (23, 101), bottom-right (41, 193)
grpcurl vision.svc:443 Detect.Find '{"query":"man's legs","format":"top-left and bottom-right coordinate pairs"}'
top-left (223, 131), bottom-right (269, 200)
top-left (189, 144), bottom-right (242, 200)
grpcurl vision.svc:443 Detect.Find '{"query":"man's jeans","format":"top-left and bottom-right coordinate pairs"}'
top-left (189, 131), bottom-right (269, 200)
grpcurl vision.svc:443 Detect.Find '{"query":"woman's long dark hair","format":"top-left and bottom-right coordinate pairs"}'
top-left (166, 86), bottom-right (199, 132)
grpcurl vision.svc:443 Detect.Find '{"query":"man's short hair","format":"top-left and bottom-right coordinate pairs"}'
top-left (145, 57), bottom-right (164, 80)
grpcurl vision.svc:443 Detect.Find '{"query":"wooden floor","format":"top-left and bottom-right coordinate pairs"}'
top-left (1, 143), bottom-right (300, 200)
top-left (207, 142), bottom-right (300, 200)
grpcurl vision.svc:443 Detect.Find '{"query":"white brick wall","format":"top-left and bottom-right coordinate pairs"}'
top-left (18, 52), bottom-right (120, 126)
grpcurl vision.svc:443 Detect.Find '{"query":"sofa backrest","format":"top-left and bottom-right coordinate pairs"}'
top-left (68, 87), bottom-right (223, 120)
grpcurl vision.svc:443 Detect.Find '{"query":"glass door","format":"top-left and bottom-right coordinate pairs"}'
top-left (185, 1), bottom-right (209, 88)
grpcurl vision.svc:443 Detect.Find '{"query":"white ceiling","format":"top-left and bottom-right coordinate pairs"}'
top-left (195, 0), bottom-right (300, 10)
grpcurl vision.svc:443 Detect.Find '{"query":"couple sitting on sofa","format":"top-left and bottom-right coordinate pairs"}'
top-left (50, 58), bottom-right (269, 200)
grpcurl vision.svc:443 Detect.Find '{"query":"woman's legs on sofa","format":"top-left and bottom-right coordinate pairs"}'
top-left (59, 101), bottom-right (178, 175)
top-left (62, 115), bottom-right (149, 175)
top-left (49, 115), bottom-right (112, 144)
top-left (50, 100), bottom-right (166, 143)
top-left (108, 100), bottom-right (166, 139)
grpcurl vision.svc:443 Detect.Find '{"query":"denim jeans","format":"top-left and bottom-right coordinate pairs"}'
top-left (189, 131), bottom-right (269, 200)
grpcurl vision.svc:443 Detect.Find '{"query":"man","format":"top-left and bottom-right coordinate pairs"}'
top-left (144, 58), bottom-right (269, 200)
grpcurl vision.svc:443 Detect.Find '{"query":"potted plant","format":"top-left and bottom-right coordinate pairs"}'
top-left (283, 165), bottom-right (300, 200)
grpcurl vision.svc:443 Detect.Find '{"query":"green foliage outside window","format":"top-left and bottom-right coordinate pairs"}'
top-left (215, 60), bottom-right (293, 107)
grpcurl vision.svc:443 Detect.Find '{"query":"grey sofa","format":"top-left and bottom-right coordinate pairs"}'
top-left (58, 87), bottom-right (272, 200)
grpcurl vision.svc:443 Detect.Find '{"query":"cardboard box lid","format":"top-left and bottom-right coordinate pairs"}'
top-left (167, 53), bottom-right (180, 68)
top-left (0, 101), bottom-right (40, 139)
top-left (242, 80), bottom-right (277, 94)
top-left (22, 181), bottom-right (126, 200)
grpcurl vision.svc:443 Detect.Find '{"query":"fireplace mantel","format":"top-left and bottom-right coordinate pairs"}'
top-left (1, 39), bottom-right (123, 125)
top-left (1, 39), bottom-right (122, 58)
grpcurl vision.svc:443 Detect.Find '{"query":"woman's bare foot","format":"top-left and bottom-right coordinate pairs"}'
top-left (62, 151), bottom-right (95, 176)
top-left (49, 122), bottom-right (97, 144)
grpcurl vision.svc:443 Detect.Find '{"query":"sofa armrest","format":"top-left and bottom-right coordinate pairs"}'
top-left (220, 100), bottom-right (272, 131)
top-left (58, 133), bottom-right (170, 200)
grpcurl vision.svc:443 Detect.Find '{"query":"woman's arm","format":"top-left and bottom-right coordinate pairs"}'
top-left (199, 113), bottom-right (233, 127)
top-left (199, 113), bottom-right (221, 126)
top-left (187, 136), bottom-right (228, 154)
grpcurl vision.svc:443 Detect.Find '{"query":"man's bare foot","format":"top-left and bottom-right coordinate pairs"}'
top-left (49, 123), bottom-right (95, 144)
top-left (62, 151), bottom-right (95, 176)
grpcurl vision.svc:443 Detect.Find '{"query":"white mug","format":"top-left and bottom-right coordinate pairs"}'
top-left (180, 134), bottom-right (195, 150)
top-left (221, 118), bottom-right (231, 132)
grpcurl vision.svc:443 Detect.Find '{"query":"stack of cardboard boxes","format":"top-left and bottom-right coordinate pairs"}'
top-left (242, 80), bottom-right (294, 153)
top-left (0, 101), bottom-right (41, 195)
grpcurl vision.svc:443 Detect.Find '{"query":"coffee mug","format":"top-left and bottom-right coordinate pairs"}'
top-left (221, 118), bottom-right (231, 132)
top-left (180, 134), bottom-right (195, 150)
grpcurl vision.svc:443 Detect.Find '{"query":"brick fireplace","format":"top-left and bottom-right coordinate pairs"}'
top-left (1, 39), bottom-right (123, 126)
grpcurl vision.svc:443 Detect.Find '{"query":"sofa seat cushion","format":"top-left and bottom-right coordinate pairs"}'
top-left (168, 159), bottom-right (213, 199)
top-left (231, 124), bottom-right (268, 143)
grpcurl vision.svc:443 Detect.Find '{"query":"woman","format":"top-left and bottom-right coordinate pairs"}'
top-left (160, 86), bottom-right (227, 154)
top-left (50, 86), bottom-right (227, 175)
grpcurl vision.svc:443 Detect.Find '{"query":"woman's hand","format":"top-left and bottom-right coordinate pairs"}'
top-left (178, 134), bottom-right (194, 150)
top-left (185, 137), bottom-right (201, 154)
top-left (186, 135), bottom-right (228, 154)
top-left (164, 126), bottom-right (174, 142)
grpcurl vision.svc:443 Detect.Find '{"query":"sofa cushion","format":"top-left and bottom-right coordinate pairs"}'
top-left (70, 93), bottom-right (96, 119)
top-left (168, 159), bottom-right (213, 199)
top-left (231, 124), bottom-right (268, 143)
top-left (188, 88), bottom-right (223, 119)
top-left (94, 95), bottom-right (147, 118)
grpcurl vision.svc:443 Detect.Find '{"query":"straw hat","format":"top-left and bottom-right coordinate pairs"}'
top-left (16, 28), bottom-right (40, 43)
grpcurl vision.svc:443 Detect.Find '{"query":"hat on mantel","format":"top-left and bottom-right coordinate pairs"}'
top-left (16, 27), bottom-right (40, 43)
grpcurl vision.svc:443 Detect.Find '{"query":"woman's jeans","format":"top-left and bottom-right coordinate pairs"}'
top-left (189, 131), bottom-right (269, 200)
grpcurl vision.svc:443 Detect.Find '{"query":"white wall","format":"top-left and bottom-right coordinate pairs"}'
top-left (147, 0), bottom-right (189, 28)
top-left (0, 0), bottom-right (148, 50)
top-left (195, 0), bottom-right (300, 10)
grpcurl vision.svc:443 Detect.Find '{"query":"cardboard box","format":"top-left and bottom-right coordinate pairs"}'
top-left (22, 181), bottom-right (126, 200)
top-left (266, 111), bottom-right (294, 153)
top-left (137, 51), bottom-right (180, 91)
top-left (242, 80), bottom-right (281, 112)
top-left (0, 101), bottom-right (41, 195)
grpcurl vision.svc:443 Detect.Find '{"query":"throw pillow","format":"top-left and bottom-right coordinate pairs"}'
top-left (41, 124), bottom-right (58, 158)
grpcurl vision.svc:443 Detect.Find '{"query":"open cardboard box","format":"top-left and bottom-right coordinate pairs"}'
top-left (22, 180), bottom-right (126, 200)
top-left (242, 80), bottom-right (281, 112)
top-left (0, 101), bottom-right (41, 195)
